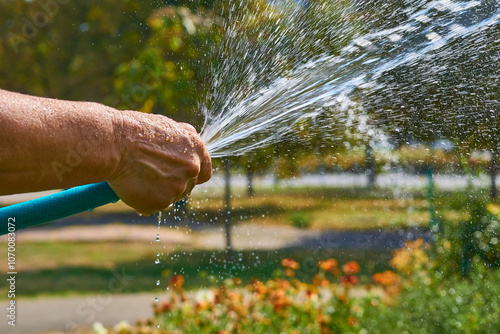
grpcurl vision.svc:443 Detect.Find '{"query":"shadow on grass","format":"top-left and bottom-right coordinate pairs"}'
top-left (0, 248), bottom-right (393, 297)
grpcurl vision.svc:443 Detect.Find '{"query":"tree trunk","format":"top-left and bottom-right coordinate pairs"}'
top-left (247, 169), bottom-right (254, 197)
top-left (490, 148), bottom-right (498, 200)
top-left (223, 158), bottom-right (233, 260)
top-left (366, 142), bottom-right (376, 188)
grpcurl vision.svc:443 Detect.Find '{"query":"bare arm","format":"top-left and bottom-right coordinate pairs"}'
top-left (0, 89), bottom-right (212, 215)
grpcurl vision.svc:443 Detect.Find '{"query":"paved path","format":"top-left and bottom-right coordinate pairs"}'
top-left (1, 221), bottom-right (431, 251)
top-left (1, 293), bottom-right (156, 334)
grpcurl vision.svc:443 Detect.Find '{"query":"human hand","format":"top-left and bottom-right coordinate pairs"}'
top-left (108, 111), bottom-right (212, 215)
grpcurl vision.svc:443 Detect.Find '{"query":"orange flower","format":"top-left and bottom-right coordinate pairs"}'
top-left (227, 291), bottom-right (243, 303)
top-left (160, 301), bottom-right (173, 313)
top-left (347, 316), bottom-right (358, 327)
top-left (284, 268), bottom-right (295, 277)
top-left (251, 279), bottom-right (268, 297)
top-left (386, 285), bottom-right (400, 296)
top-left (318, 314), bottom-right (332, 334)
top-left (313, 274), bottom-right (330, 287)
top-left (281, 258), bottom-right (300, 270)
top-left (342, 261), bottom-right (360, 275)
top-left (318, 258), bottom-right (338, 272)
top-left (213, 289), bottom-right (223, 304)
top-left (390, 238), bottom-right (429, 275)
top-left (169, 275), bottom-right (184, 289)
top-left (195, 300), bottom-right (210, 312)
top-left (317, 314), bottom-right (331, 325)
top-left (321, 327), bottom-right (331, 334)
top-left (340, 275), bottom-right (359, 287)
top-left (279, 279), bottom-right (290, 290)
top-left (269, 289), bottom-right (291, 311)
top-left (373, 271), bottom-right (399, 286)
top-left (337, 293), bottom-right (348, 303)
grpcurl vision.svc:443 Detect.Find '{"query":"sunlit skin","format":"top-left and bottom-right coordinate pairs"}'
top-left (0, 89), bottom-right (212, 215)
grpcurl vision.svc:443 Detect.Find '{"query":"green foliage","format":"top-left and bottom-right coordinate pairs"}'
top-left (288, 210), bottom-right (312, 228)
top-left (435, 190), bottom-right (500, 277)
top-left (362, 268), bottom-right (500, 333)
top-left (112, 6), bottom-right (217, 127)
top-left (0, 0), bottom-right (157, 101)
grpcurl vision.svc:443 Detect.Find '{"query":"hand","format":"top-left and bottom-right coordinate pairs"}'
top-left (108, 110), bottom-right (212, 215)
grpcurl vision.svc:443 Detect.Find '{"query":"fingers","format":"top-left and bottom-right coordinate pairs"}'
top-left (110, 111), bottom-right (212, 215)
top-left (179, 122), bottom-right (197, 134)
top-left (177, 122), bottom-right (212, 185)
top-left (197, 153), bottom-right (212, 184)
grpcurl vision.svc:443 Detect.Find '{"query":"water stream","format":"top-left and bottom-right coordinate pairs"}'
top-left (200, 0), bottom-right (500, 157)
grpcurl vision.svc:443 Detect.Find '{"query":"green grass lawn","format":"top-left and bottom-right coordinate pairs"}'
top-left (0, 241), bottom-right (392, 298)
top-left (0, 186), bottom-right (473, 298)
top-left (88, 186), bottom-right (469, 231)
top-left (188, 186), bottom-right (468, 230)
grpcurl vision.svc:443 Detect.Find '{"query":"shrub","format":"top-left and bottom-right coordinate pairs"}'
top-left (288, 211), bottom-right (312, 229)
top-left (104, 239), bottom-right (500, 333)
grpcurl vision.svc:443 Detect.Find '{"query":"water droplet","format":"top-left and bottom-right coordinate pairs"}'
top-left (156, 234), bottom-right (160, 242)
top-left (155, 258), bottom-right (161, 264)
top-left (156, 280), bottom-right (160, 286)
top-left (155, 297), bottom-right (159, 302)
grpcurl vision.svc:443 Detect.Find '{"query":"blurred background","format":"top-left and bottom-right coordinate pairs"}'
top-left (1, 0), bottom-right (500, 333)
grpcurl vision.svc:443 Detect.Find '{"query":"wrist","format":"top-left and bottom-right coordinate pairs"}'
top-left (106, 107), bottom-right (127, 181)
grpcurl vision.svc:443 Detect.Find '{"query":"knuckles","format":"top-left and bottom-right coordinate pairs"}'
top-left (184, 161), bottom-right (201, 179)
top-left (114, 111), bottom-right (212, 213)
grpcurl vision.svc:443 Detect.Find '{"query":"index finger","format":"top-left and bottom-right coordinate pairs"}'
top-left (197, 150), bottom-right (212, 184)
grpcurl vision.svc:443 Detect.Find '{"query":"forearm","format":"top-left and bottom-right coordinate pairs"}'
top-left (0, 89), bottom-right (121, 194)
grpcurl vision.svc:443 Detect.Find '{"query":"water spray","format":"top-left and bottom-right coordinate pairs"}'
top-left (1, 0), bottom-right (498, 235)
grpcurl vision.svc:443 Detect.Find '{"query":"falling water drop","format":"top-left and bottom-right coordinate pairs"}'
top-left (156, 234), bottom-right (160, 242)
top-left (155, 258), bottom-right (161, 264)
top-left (155, 297), bottom-right (159, 302)
top-left (156, 280), bottom-right (160, 286)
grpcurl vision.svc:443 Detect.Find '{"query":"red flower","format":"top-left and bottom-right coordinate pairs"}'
top-left (162, 301), bottom-right (174, 312)
top-left (342, 261), bottom-right (360, 275)
top-left (340, 275), bottom-right (359, 287)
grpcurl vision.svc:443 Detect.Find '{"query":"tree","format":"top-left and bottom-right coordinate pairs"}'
top-left (112, 6), bottom-right (217, 127)
top-left (358, 0), bottom-right (499, 196)
top-left (0, 0), bottom-right (158, 102)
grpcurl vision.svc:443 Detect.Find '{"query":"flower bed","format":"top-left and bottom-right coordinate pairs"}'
top-left (102, 239), bottom-right (500, 334)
